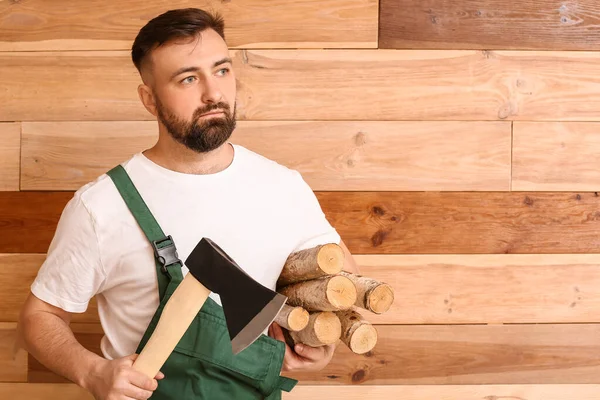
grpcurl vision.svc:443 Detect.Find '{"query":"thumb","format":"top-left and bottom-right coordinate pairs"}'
top-left (294, 343), bottom-right (324, 361)
top-left (120, 353), bottom-right (139, 366)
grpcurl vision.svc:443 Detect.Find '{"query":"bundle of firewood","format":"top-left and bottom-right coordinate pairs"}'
top-left (274, 243), bottom-right (394, 355)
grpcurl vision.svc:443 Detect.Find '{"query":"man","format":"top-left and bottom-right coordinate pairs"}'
top-left (17, 7), bottom-right (360, 400)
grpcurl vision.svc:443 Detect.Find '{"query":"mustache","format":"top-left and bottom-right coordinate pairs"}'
top-left (193, 102), bottom-right (231, 119)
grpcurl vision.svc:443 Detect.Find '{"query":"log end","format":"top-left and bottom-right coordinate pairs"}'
top-left (314, 312), bottom-right (342, 345)
top-left (350, 324), bottom-right (377, 354)
top-left (317, 243), bottom-right (345, 275)
top-left (288, 306), bottom-right (310, 331)
top-left (369, 284), bottom-right (394, 314)
top-left (327, 275), bottom-right (357, 310)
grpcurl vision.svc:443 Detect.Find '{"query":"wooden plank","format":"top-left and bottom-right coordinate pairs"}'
top-left (0, 192), bottom-right (72, 254)
top-left (3, 384), bottom-right (600, 400)
top-left (0, 383), bottom-right (92, 399)
top-left (26, 324), bottom-right (600, 384)
top-left (0, 52), bottom-right (143, 122)
top-left (0, 123), bottom-right (20, 191)
top-left (0, 323), bottom-right (27, 382)
top-left (513, 122), bottom-right (600, 191)
top-left (379, 0), bottom-right (600, 51)
top-left (3, 191), bottom-right (600, 254)
top-left (4, 50), bottom-right (600, 122)
top-left (21, 122), bottom-right (157, 191)
top-left (316, 191), bottom-right (600, 254)
top-left (21, 121), bottom-right (511, 191)
top-left (7, 254), bottom-right (600, 325)
top-left (286, 385), bottom-right (600, 399)
top-left (289, 325), bottom-right (600, 384)
top-left (0, 254), bottom-right (98, 324)
top-left (0, 0), bottom-right (377, 51)
top-left (358, 254), bottom-right (600, 325)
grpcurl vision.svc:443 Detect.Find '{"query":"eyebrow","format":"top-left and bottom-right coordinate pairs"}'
top-left (170, 57), bottom-right (233, 80)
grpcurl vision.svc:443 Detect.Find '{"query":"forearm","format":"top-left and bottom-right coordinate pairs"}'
top-left (19, 311), bottom-right (104, 389)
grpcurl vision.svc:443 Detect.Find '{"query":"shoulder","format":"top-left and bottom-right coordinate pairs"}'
top-left (69, 154), bottom-right (140, 217)
top-left (233, 144), bottom-right (305, 186)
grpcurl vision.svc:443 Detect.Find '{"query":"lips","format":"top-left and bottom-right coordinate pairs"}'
top-left (200, 110), bottom-right (225, 117)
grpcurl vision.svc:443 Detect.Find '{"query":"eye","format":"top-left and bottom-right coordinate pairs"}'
top-left (181, 76), bottom-right (196, 84)
top-left (216, 68), bottom-right (230, 76)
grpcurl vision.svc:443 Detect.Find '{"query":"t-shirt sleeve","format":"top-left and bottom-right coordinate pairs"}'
top-left (290, 171), bottom-right (341, 251)
top-left (31, 193), bottom-right (106, 313)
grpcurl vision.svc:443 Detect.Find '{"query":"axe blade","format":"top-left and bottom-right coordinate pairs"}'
top-left (185, 237), bottom-right (287, 354)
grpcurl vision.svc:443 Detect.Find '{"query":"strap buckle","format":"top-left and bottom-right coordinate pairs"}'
top-left (151, 235), bottom-right (182, 274)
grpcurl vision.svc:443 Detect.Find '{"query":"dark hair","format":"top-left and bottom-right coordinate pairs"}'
top-left (131, 8), bottom-right (225, 73)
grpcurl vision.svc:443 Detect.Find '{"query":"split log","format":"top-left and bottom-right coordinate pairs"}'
top-left (277, 243), bottom-right (345, 287)
top-left (278, 275), bottom-right (357, 311)
top-left (275, 304), bottom-right (310, 332)
top-left (339, 271), bottom-right (394, 314)
top-left (284, 311), bottom-right (342, 348)
top-left (335, 309), bottom-right (378, 354)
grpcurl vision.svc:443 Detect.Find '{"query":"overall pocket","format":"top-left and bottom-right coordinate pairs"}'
top-left (171, 298), bottom-right (287, 397)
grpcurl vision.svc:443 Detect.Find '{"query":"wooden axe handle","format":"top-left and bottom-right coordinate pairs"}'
top-left (132, 273), bottom-right (211, 378)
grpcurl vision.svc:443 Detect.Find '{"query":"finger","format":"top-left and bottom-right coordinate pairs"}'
top-left (128, 371), bottom-right (158, 391)
top-left (122, 383), bottom-right (154, 400)
top-left (155, 371), bottom-right (165, 380)
top-left (294, 343), bottom-right (326, 361)
top-left (270, 322), bottom-right (285, 341)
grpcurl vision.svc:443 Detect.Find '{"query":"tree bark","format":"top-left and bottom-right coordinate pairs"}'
top-left (275, 304), bottom-right (310, 332)
top-left (278, 275), bottom-right (357, 311)
top-left (335, 309), bottom-right (378, 354)
top-left (277, 243), bottom-right (345, 287)
top-left (339, 271), bottom-right (394, 314)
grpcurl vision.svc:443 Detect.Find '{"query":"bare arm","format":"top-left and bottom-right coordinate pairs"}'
top-left (339, 239), bottom-right (360, 274)
top-left (18, 293), bottom-right (161, 400)
top-left (18, 292), bottom-right (101, 388)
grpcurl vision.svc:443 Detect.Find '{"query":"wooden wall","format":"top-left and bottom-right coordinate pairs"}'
top-left (2, 0), bottom-right (600, 398)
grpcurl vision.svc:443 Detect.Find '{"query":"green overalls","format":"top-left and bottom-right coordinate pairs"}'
top-left (107, 165), bottom-right (298, 399)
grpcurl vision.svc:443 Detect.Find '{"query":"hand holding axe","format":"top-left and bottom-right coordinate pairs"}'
top-left (132, 237), bottom-right (287, 378)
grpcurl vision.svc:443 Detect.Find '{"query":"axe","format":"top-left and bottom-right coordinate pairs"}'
top-left (132, 237), bottom-right (288, 379)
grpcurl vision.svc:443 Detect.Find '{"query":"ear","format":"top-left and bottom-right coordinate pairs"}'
top-left (138, 84), bottom-right (158, 117)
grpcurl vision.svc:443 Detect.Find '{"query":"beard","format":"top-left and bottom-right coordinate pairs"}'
top-left (155, 96), bottom-right (236, 153)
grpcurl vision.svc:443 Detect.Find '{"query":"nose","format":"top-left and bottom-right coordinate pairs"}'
top-left (201, 76), bottom-right (223, 104)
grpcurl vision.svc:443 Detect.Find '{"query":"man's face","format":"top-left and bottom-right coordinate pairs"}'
top-left (145, 28), bottom-right (237, 153)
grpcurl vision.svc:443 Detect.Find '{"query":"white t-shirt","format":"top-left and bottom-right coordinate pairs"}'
top-left (31, 143), bottom-right (340, 360)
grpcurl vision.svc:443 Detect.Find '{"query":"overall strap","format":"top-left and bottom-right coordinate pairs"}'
top-left (106, 164), bottom-right (184, 300)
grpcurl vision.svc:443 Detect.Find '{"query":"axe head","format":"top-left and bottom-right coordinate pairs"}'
top-left (185, 237), bottom-right (287, 354)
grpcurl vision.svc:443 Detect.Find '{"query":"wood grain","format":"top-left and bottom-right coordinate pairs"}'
top-left (0, 123), bottom-right (20, 191)
top-left (316, 191), bottom-right (600, 254)
top-left (0, 0), bottom-right (378, 51)
top-left (23, 324), bottom-right (600, 385)
top-left (356, 254), bottom-right (600, 324)
top-left (0, 254), bottom-right (98, 324)
top-left (0, 323), bottom-right (27, 382)
top-left (4, 50), bottom-right (600, 121)
top-left (3, 384), bottom-right (600, 400)
top-left (289, 324), bottom-right (600, 385)
top-left (21, 121), bottom-right (511, 191)
top-left (379, 0), bottom-right (600, 50)
top-left (513, 122), bottom-right (600, 191)
top-left (3, 191), bottom-right (600, 254)
top-left (285, 385), bottom-right (600, 399)
top-left (0, 383), bottom-right (92, 399)
top-left (6, 253), bottom-right (600, 326)
top-left (230, 50), bottom-right (600, 122)
top-left (21, 122), bottom-right (157, 191)
top-left (0, 192), bottom-right (72, 254)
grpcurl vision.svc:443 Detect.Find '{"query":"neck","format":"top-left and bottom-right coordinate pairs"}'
top-left (143, 133), bottom-right (234, 175)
